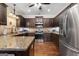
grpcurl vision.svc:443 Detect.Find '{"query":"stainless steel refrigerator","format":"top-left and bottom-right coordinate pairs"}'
top-left (59, 4), bottom-right (79, 56)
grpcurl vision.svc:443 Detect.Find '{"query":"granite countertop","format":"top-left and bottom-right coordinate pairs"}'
top-left (12, 28), bottom-right (59, 35)
top-left (43, 28), bottom-right (59, 34)
top-left (28, 28), bottom-right (36, 33)
top-left (27, 28), bottom-right (59, 34)
top-left (13, 28), bottom-right (36, 35)
top-left (0, 36), bottom-right (34, 51)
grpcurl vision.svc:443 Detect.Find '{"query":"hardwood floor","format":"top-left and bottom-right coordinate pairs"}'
top-left (30, 40), bottom-right (59, 56)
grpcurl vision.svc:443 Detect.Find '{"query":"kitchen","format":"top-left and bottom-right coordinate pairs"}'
top-left (0, 3), bottom-right (78, 56)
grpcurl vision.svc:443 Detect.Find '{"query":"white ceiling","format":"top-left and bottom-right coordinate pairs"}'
top-left (6, 3), bottom-right (70, 18)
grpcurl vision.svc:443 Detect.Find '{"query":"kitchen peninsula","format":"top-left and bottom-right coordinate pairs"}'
top-left (0, 35), bottom-right (35, 56)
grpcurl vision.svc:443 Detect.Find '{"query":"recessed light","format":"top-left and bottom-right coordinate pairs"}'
top-left (9, 13), bottom-right (13, 16)
top-left (47, 9), bottom-right (51, 12)
top-left (34, 3), bottom-right (37, 7)
top-left (28, 9), bottom-right (31, 12)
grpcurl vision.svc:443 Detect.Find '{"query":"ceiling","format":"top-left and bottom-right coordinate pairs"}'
top-left (6, 3), bottom-right (71, 18)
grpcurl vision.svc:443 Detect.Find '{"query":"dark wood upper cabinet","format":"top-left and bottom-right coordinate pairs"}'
top-left (25, 18), bottom-right (35, 28)
top-left (52, 18), bottom-right (59, 27)
top-left (25, 18), bottom-right (54, 28)
top-left (0, 3), bottom-right (7, 25)
top-left (17, 15), bottom-right (26, 27)
top-left (43, 18), bottom-right (53, 27)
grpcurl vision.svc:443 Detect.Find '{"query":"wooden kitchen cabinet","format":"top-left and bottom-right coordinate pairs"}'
top-left (43, 18), bottom-right (53, 27)
top-left (0, 3), bottom-right (7, 25)
top-left (43, 33), bottom-right (51, 42)
top-left (43, 33), bottom-right (59, 44)
top-left (25, 18), bottom-right (54, 28)
top-left (51, 33), bottom-right (59, 46)
top-left (26, 18), bottom-right (35, 28)
top-left (17, 15), bottom-right (26, 27)
top-left (43, 18), bottom-right (50, 27)
top-left (52, 18), bottom-right (59, 27)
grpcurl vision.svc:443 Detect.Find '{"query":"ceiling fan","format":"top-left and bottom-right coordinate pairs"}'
top-left (28, 3), bottom-right (51, 10)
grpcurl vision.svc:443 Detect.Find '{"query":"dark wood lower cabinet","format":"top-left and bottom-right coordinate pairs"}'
top-left (51, 33), bottom-right (59, 46)
top-left (43, 33), bottom-right (59, 46)
top-left (34, 33), bottom-right (59, 43)
top-left (43, 33), bottom-right (51, 42)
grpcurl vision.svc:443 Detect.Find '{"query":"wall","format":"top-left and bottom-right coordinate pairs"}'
top-left (7, 8), bottom-right (19, 34)
top-left (7, 13), bottom-right (17, 28)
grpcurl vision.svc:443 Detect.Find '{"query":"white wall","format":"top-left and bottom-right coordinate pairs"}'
top-left (6, 8), bottom-right (19, 34)
top-left (7, 12), bottom-right (17, 28)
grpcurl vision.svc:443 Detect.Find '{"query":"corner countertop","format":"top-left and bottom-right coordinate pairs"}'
top-left (0, 36), bottom-right (35, 51)
top-left (43, 28), bottom-right (59, 35)
top-left (13, 28), bottom-right (59, 35)
top-left (28, 28), bottom-right (59, 35)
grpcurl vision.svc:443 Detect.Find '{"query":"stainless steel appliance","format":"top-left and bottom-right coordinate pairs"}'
top-left (59, 4), bottom-right (79, 56)
top-left (35, 16), bottom-right (44, 39)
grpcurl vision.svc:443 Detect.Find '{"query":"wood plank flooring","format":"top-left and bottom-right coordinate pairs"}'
top-left (30, 40), bottom-right (59, 56)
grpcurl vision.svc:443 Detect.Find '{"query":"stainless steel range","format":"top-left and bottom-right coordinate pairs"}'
top-left (35, 16), bottom-right (44, 39)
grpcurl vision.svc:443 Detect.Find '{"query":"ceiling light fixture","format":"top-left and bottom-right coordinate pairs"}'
top-left (13, 4), bottom-right (16, 14)
top-left (12, 4), bottom-right (19, 18)
top-left (28, 9), bottom-right (31, 12)
top-left (34, 3), bottom-right (37, 7)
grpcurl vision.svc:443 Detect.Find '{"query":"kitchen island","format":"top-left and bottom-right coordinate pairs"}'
top-left (0, 36), bottom-right (35, 56)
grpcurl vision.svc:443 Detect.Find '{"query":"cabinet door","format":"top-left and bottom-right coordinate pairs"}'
top-left (51, 33), bottom-right (59, 46)
top-left (17, 15), bottom-right (26, 27)
top-left (26, 18), bottom-right (35, 28)
top-left (52, 18), bottom-right (59, 27)
top-left (0, 4), bottom-right (7, 25)
top-left (43, 18), bottom-right (53, 27)
top-left (43, 18), bottom-right (49, 27)
top-left (43, 33), bottom-right (51, 42)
